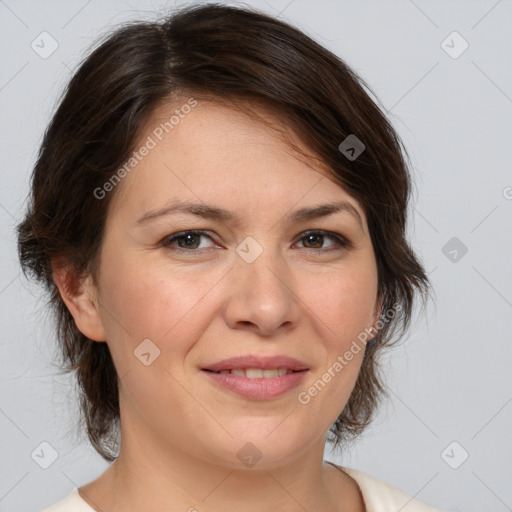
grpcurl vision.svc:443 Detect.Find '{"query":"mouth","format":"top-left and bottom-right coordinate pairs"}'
top-left (200, 355), bottom-right (310, 399)
top-left (201, 354), bottom-right (309, 373)
top-left (202, 368), bottom-right (305, 378)
top-left (201, 368), bottom-right (309, 400)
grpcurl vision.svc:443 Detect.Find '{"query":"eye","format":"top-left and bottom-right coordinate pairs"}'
top-left (294, 230), bottom-right (352, 253)
top-left (160, 229), bottom-right (353, 255)
top-left (161, 230), bottom-right (217, 252)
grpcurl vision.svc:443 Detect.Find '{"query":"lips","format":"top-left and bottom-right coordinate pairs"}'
top-left (214, 368), bottom-right (292, 378)
top-left (202, 368), bottom-right (308, 400)
top-left (201, 355), bottom-right (309, 373)
top-left (201, 355), bottom-right (309, 400)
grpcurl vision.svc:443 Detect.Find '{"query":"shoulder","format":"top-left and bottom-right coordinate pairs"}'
top-left (41, 488), bottom-right (95, 512)
top-left (336, 465), bottom-right (443, 512)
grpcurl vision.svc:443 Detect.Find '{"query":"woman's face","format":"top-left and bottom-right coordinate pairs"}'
top-left (86, 98), bottom-right (380, 469)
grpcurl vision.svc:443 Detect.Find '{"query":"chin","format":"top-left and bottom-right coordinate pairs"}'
top-left (201, 426), bottom-right (311, 470)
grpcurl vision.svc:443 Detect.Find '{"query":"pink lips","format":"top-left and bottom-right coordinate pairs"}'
top-left (201, 355), bottom-right (309, 400)
top-left (202, 355), bottom-right (309, 372)
top-left (203, 371), bottom-right (308, 400)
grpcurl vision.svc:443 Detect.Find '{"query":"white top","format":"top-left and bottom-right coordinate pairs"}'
top-left (41, 465), bottom-right (442, 511)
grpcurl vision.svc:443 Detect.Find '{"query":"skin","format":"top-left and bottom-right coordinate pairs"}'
top-left (54, 97), bottom-right (381, 512)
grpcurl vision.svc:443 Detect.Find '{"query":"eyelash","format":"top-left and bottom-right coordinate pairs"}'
top-left (160, 229), bottom-right (353, 255)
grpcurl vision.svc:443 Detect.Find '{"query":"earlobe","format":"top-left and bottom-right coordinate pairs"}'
top-left (52, 260), bottom-right (106, 342)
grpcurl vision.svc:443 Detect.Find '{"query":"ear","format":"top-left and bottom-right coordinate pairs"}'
top-left (52, 258), bottom-right (106, 342)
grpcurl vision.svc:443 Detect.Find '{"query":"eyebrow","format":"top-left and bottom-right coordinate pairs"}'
top-left (134, 199), bottom-right (363, 229)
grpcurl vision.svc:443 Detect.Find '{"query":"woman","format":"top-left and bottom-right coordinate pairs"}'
top-left (17, 3), bottom-right (439, 511)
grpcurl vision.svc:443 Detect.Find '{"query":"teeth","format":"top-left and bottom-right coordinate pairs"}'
top-left (218, 368), bottom-right (291, 378)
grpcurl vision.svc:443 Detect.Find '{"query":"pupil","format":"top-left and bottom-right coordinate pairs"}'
top-left (180, 234), bottom-right (198, 248)
top-left (306, 234), bottom-right (322, 248)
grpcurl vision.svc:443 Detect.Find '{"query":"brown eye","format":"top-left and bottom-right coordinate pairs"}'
top-left (302, 233), bottom-right (324, 249)
top-left (161, 230), bottom-right (216, 252)
top-left (296, 231), bottom-right (352, 252)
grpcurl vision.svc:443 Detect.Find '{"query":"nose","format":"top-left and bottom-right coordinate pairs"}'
top-left (222, 247), bottom-right (301, 337)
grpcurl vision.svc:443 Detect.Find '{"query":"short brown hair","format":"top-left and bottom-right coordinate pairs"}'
top-left (17, 3), bottom-right (433, 462)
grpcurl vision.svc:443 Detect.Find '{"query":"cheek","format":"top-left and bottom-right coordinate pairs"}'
top-left (96, 257), bottom-right (213, 412)
top-left (97, 253), bottom-right (223, 363)
top-left (298, 274), bottom-right (374, 425)
top-left (304, 266), bottom-right (377, 344)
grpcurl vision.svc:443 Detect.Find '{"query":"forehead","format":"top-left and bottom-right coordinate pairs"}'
top-left (108, 97), bottom-right (366, 226)
top-left (144, 96), bottom-right (316, 160)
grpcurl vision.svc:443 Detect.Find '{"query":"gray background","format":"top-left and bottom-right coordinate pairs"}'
top-left (1, 1), bottom-right (511, 511)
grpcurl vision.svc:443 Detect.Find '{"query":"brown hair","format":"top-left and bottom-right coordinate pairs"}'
top-left (17, 3), bottom-right (433, 462)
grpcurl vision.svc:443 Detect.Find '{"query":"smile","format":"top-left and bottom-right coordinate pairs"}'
top-left (201, 368), bottom-right (309, 400)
